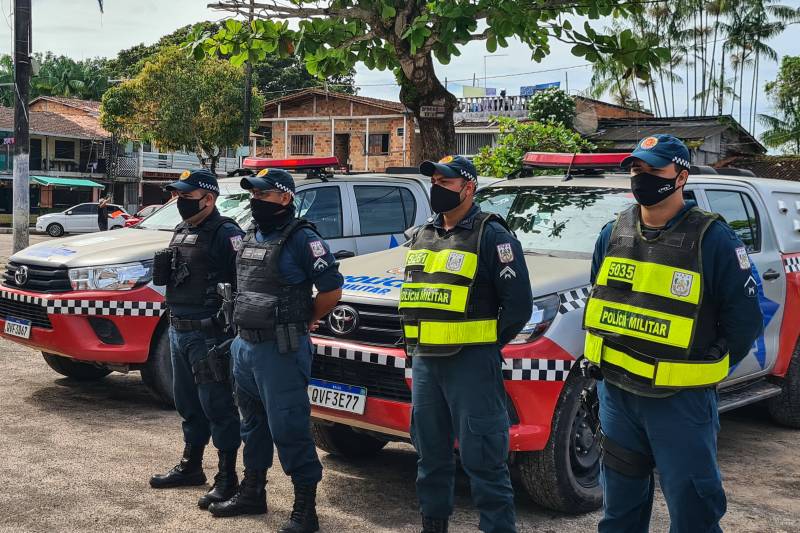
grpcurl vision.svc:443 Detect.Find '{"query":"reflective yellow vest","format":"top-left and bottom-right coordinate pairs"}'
top-left (399, 211), bottom-right (504, 356)
top-left (583, 205), bottom-right (729, 392)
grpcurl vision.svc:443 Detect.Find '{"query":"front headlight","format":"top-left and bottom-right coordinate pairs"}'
top-left (508, 293), bottom-right (561, 344)
top-left (68, 261), bottom-right (153, 291)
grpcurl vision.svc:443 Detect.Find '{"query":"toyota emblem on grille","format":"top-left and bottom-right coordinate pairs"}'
top-left (328, 305), bottom-right (359, 336)
top-left (14, 265), bottom-right (28, 286)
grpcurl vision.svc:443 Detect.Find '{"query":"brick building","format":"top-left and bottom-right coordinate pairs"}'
top-left (261, 88), bottom-right (416, 172)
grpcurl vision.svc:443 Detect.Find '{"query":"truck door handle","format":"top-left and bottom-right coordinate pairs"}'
top-left (334, 250), bottom-right (355, 260)
top-left (763, 269), bottom-right (781, 281)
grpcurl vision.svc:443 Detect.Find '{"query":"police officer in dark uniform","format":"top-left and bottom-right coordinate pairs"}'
top-left (584, 135), bottom-right (763, 532)
top-left (400, 156), bottom-right (533, 533)
top-left (149, 169), bottom-right (243, 510)
top-left (209, 169), bottom-right (343, 533)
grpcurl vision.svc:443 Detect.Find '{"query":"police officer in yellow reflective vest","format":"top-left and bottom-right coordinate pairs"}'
top-left (400, 156), bottom-right (533, 533)
top-left (584, 135), bottom-right (763, 532)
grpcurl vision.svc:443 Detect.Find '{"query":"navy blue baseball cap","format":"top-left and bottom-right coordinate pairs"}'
top-left (621, 134), bottom-right (691, 170)
top-left (420, 155), bottom-right (478, 182)
top-left (165, 169), bottom-right (220, 194)
top-left (240, 168), bottom-right (296, 196)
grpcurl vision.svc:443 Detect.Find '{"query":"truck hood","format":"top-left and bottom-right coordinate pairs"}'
top-left (339, 246), bottom-right (591, 303)
top-left (11, 228), bottom-right (172, 267)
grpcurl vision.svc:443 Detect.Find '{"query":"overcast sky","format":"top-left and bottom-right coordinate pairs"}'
top-left (2, 0), bottom-right (799, 136)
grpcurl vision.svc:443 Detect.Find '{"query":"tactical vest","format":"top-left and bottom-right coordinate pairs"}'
top-left (582, 205), bottom-right (729, 393)
top-left (399, 211), bottom-right (504, 357)
top-left (165, 214), bottom-right (237, 308)
top-left (232, 218), bottom-right (314, 334)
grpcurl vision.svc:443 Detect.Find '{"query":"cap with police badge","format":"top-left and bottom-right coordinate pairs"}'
top-left (240, 168), bottom-right (296, 196)
top-left (420, 155), bottom-right (478, 183)
top-left (165, 169), bottom-right (220, 194)
top-left (621, 134), bottom-right (692, 170)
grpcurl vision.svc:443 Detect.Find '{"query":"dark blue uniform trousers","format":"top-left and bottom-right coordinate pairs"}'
top-left (169, 327), bottom-right (241, 451)
top-left (231, 335), bottom-right (322, 485)
top-left (598, 381), bottom-right (726, 533)
top-left (411, 345), bottom-right (516, 533)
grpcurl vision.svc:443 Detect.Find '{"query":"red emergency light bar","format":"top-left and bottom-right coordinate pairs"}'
top-left (523, 152), bottom-right (631, 169)
top-left (243, 156), bottom-right (340, 170)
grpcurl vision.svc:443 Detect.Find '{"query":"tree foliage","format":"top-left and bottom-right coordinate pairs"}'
top-left (0, 52), bottom-right (111, 104)
top-left (527, 89), bottom-right (576, 127)
top-left (759, 55), bottom-right (800, 154)
top-left (193, 0), bottom-right (664, 161)
top-left (100, 47), bottom-right (264, 171)
top-left (473, 117), bottom-right (595, 178)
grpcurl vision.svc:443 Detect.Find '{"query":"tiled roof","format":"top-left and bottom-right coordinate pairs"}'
top-left (30, 96), bottom-right (102, 116)
top-left (0, 106), bottom-right (110, 139)
top-left (264, 88), bottom-right (407, 114)
top-left (716, 155), bottom-right (800, 181)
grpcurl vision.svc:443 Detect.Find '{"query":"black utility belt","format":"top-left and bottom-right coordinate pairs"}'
top-left (238, 322), bottom-right (309, 345)
top-left (169, 315), bottom-right (219, 333)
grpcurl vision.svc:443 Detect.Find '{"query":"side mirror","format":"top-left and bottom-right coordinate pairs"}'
top-left (333, 250), bottom-right (355, 260)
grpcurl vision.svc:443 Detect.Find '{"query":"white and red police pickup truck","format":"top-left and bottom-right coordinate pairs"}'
top-left (306, 152), bottom-right (800, 513)
top-left (0, 158), bottom-right (432, 404)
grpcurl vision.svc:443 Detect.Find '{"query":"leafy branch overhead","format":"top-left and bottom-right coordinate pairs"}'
top-left (193, 0), bottom-right (666, 161)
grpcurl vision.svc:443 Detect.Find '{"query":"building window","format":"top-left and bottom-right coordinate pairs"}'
top-left (456, 133), bottom-right (495, 156)
top-left (142, 141), bottom-right (152, 153)
top-left (290, 135), bottom-right (314, 156)
top-left (364, 133), bottom-right (390, 155)
top-left (396, 127), bottom-right (405, 137)
top-left (54, 140), bottom-right (75, 160)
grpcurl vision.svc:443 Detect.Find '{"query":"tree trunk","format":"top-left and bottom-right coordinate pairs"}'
top-left (718, 51), bottom-right (726, 115)
top-left (397, 53), bottom-right (458, 161)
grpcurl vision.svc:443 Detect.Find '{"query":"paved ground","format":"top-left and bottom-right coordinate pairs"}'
top-left (0, 233), bottom-right (798, 532)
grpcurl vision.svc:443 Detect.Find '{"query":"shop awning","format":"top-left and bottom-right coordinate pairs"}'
top-left (31, 176), bottom-right (105, 189)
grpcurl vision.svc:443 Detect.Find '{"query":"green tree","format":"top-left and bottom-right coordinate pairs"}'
top-left (253, 55), bottom-right (355, 97)
top-left (473, 117), bottom-right (594, 178)
top-left (527, 89), bottom-right (576, 128)
top-left (192, 1), bottom-right (665, 161)
top-left (100, 47), bottom-right (264, 172)
top-left (758, 55), bottom-right (800, 154)
top-left (0, 55), bottom-right (12, 107)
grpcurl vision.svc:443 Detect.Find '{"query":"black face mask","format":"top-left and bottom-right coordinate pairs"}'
top-left (430, 183), bottom-right (466, 214)
top-left (250, 198), bottom-right (292, 231)
top-left (177, 197), bottom-right (206, 220)
top-left (630, 172), bottom-right (683, 207)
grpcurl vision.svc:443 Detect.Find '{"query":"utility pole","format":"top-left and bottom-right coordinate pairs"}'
top-left (242, 0), bottom-right (254, 153)
top-left (13, 0), bottom-right (31, 253)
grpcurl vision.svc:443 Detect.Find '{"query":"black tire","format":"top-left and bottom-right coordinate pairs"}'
top-left (41, 352), bottom-right (111, 381)
top-left (516, 372), bottom-right (602, 514)
top-left (767, 339), bottom-right (800, 428)
top-left (110, 225), bottom-right (122, 230)
top-left (46, 223), bottom-right (64, 237)
top-left (312, 421), bottom-right (388, 459)
top-left (140, 326), bottom-right (175, 408)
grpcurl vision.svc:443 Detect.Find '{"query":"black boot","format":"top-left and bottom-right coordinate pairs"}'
top-left (278, 483), bottom-right (319, 533)
top-left (198, 449), bottom-right (239, 509)
top-left (149, 444), bottom-right (206, 488)
top-left (421, 516), bottom-right (448, 533)
top-left (208, 469), bottom-right (267, 518)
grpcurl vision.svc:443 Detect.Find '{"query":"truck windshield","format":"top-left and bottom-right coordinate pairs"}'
top-left (138, 193), bottom-right (252, 230)
top-left (475, 186), bottom-right (635, 256)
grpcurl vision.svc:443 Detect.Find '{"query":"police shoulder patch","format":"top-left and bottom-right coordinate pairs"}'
top-left (313, 257), bottom-right (329, 271)
top-left (735, 246), bottom-right (751, 270)
top-left (496, 243), bottom-right (514, 263)
top-left (309, 240), bottom-right (326, 258)
top-left (229, 235), bottom-right (243, 251)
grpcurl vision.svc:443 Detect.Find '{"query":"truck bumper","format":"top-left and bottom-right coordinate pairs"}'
top-left (310, 336), bottom-right (576, 452)
top-left (0, 285), bottom-right (165, 364)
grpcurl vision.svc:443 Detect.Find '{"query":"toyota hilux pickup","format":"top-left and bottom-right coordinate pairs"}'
top-left (307, 152), bottom-right (800, 513)
top-left (0, 158), bottom-right (433, 404)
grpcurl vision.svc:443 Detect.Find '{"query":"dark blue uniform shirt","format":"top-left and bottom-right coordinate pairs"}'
top-left (255, 223), bottom-right (344, 293)
top-left (170, 209), bottom-right (245, 319)
top-left (590, 201), bottom-right (764, 365)
top-left (432, 204), bottom-right (533, 346)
